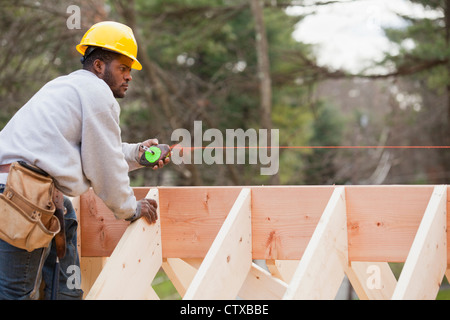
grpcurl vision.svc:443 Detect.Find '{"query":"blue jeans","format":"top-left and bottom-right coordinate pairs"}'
top-left (0, 184), bottom-right (83, 300)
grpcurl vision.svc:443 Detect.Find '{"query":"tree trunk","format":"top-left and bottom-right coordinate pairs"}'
top-left (445, 0), bottom-right (450, 144)
top-left (250, 0), bottom-right (272, 131)
top-left (250, 0), bottom-right (279, 184)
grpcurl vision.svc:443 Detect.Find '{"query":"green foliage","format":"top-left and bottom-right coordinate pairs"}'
top-left (383, 1), bottom-right (450, 90)
top-left (7, 0), bottom-right (438, 186)
top-left (151, 270), bottom-right (181, 300)
top-left (303, 102), bottom-right (344, 185)
top-left (107, 0), bottom-right (328, 186)
top-left (0, 0), bottom-right (351, 186)
top-left (0, 0), bottom-right (83, 128)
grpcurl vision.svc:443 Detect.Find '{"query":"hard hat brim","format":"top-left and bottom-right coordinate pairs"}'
top-left (76, 44), bottom-right (142, 70)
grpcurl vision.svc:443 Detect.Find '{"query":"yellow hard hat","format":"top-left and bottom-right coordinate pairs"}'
top-left (76, 21), bottom-right (142, 70)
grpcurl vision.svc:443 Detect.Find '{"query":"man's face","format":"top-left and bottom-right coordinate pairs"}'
top-left (101, 55), bottom-right (133, 98)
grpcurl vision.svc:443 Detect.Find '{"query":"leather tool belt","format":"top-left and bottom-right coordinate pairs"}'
top-left (0, 161), bottom-right (66, 257)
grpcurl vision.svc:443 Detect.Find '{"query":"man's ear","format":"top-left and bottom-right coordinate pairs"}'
top-left (92, 59), bottom-right (105, 77)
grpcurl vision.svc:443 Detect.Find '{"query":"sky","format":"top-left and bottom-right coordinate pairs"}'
top-left (287, 0), bottom-right (444, 74)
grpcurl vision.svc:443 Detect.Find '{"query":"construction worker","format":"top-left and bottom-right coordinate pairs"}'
top-left (0, 21), bottom-right (168, 299)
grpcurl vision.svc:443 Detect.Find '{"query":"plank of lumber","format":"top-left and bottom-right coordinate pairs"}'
top-left (85, 189), bottom-right (162, 300)
top-left (79, 189), bottom-right (129, 257)
top-left (252, 186), bottom-right (335, 260)
top-left (238, 263), bottom-right (288, 300)
top-left (445, 268), bottom-right (450, 284)
top-left (283, 187), bottom-right (348, 300)
top-left (159, 187), bottom-right (242, 258)
top-left (80, 186), bottom-right (335, 259)
top-left (80, 257), bottom-right (108, 298)
top-left (80, 185), bottom-right (447, 263)
top-left (346, 185), bottom-right (435, 262)
top-left (162, 258), bottom-right (198, 298)
top-left (447, 185), bottom-right (450, 263)
top-left (391, 185), bottom-right (447, 300)
top-left (183, 188), bottom-right (252, 299)
top-left (266, 260), bottom-right (299, 283)
top-left (345, 261), bottom-right (397, 300)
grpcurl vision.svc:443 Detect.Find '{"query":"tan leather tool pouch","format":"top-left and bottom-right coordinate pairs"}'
top-left (0, 162), bottom-right (60, 251)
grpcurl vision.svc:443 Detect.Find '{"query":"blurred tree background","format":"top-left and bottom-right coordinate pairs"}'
top-left (1, 0), bottom-right (449, 187)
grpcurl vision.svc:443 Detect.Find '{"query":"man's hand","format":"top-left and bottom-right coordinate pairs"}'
top-left (138, 198), bottom-right (158, 224)
top-left (139, 138), bottom-right (171, 170)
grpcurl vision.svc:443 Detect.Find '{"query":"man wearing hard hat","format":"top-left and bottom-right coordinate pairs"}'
top-left (0, 21), bottom-right (168, 299)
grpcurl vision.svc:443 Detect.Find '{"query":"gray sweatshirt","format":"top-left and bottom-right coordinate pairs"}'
top-left (0, 69), bottom-right (141, 220)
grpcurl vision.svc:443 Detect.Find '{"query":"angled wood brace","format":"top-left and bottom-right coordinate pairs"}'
top-left (85, 188), bottom-right (162, 299)
top-left (392, 185), bottom-right (447, 299)
top-left (283, 186), bottom-right (347, 299)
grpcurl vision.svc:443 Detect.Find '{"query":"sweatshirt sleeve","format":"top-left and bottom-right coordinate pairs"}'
top-left (81, 107), bottom-right (137, 220)
top-left (122, 142), bottom-right (144, 172)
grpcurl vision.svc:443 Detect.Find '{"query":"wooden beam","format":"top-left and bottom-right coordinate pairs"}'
top-left (162, 258), bottom-right (198, 298)
top-left (79, 189), bottom-right (128, 257)
top-left (447, 185), bottom-right (450, 265)
top-left (80, 257), bottom-right (108, 298)
top-left (182, 258), bottom-right (203, 269)
top-left (79, 187), bottom-right (150, 257)
top-left (159, 187), bottom-right (242, 258)
top-left (85, 189), bottom-right (162, 300)
top-left (266, 260), bottom-right (299, 283)
top-left (80, 185), bottom-right (447, 263)
top-left (183, 188), bottom-right (252, 300)
top-left (283, 187), bottom-right (347, 300)
top-left (252, 186), bottom-right (335, 260)
top-left (77, 185), bottom-right (450, 300)
top-left (238, 263), bottom-right (288, 300)
top-left (80, 186), bottom-right (335, 259)
top-left (347, 185), bottom-right (435, 262)
top-left (392, 185), bottom-right (447, 300)
top-left (345, 262), bottom-right (397, 300)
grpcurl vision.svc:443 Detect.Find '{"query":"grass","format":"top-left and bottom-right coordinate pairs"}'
top-left (436, 287), bottom-right (450, 300)
top-left (152, 269), bottom-right (181, 300)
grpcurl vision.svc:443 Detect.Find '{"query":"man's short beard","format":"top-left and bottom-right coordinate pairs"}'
top-left (103, 64), bottom-right (124, 98)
